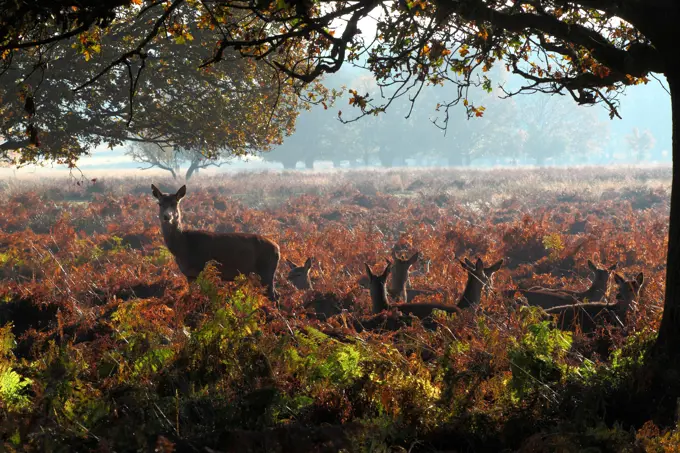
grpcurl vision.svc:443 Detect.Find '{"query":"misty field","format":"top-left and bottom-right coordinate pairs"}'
top-left (0, 166), bottom-right (676, 452)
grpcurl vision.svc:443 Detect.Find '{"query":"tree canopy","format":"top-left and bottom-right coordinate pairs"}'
top-left (0, 2), bottom-right (324, 167)
top-left (2, 1), bottom-right (670, 118)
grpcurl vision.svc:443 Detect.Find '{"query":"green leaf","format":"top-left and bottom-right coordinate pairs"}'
top-left (0, 365), bottom-right (33, 412)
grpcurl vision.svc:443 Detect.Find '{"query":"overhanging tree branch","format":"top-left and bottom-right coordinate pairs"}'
top-left (73, 0), bottom-right (183, 92)
top-left (442, 0), bottom-right (665, 76)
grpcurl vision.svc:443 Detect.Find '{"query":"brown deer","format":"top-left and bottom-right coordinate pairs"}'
top-left (365, 260), bottom-right (460, 324)
top-left (365, 256), bottom-right (504, 320)
top-left (387, 250), bottom-right (444, 302)
top-left (151, 184), bottom-right (280, 301)
top-left (544, 272), bottom-right (644, 334)
top-left (504, 260), bottom-right (617, 310)
top-left (387, 250), bottom-right (419, 301)
top-left (457, 257), bottom-right (505, 309)
top-left (286, 258), bottom-right (313, 290)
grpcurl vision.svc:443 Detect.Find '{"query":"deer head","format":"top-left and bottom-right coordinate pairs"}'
top-left (151, 184), bottom-right (186, 226)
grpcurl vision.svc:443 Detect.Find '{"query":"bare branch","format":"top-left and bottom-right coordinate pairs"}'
top-left (0, 23), bottom-right (93, 52)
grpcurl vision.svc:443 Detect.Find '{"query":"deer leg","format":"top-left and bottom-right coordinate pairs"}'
top-left (258, 262), bottom-right (279, 303)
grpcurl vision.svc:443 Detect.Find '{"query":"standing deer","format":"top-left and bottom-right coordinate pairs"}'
top-left (286, 258), bottom-right (314, 290)
top-left (544, 272), bottom-right (644, 334)
top-left (151, 184), bottom-right (280, 301)
top-left (504, 260), bottom-right (617, 309)
top-left (365, 256), bottom-right (504, 319)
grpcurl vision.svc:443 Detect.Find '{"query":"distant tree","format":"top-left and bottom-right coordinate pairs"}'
top-left (440, 86), bottom-right (518, 166)
top-left (126, 143), bottom-right (228, 180)
top-left (626, 128), bottom-right (657, 162)
top-left (264, 105), bottom-right (342, 169)
top-left (515, 96), bottom-right (610, 166)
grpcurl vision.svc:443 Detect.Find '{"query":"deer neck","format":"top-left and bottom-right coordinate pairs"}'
top-left (579, 276), bottom-right (607, 301)
top-left (160, 218), bottom-right (186, 255)
top-left (614, 290), bottom-right (637, 324)
top-left (388, 269), bottom-right (408, 300)
top-left (370, 284), bottom-right (390, 314)
top-left (458, 273), bottom-right (483, 309)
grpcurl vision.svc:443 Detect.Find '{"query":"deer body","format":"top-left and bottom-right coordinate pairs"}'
top-left (365, 257), bottom-right (503, 320)
top-left (387, 250), bottom-right (447, 303)
top-left (367, 261), bottom-right (460, 319)
top-left (505, 260), bottom-right (617, 310)
top-left (152, 184), bottom-right (280, 301)
top-left (544, 272), bottom-right (644, 334)
top-left (387, 251), bottom-right (419, 302)
top-left (457, 257), bottom-right (504, 309)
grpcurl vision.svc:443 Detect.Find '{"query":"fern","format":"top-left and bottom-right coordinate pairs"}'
top-left (0, 365), bottom-right (33, 412)
top-left (507, 321), bottom-right (573, 400)
top-left (0, 323), bottom-right (15, 357)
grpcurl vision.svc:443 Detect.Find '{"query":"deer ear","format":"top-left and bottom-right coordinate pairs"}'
top-left (408, 252), bottom-right (420, 265)
top-left (381, 260), bottom-right (392, 279)
top-left (285, 259), bottom-right (297, 270)
top-left (486, 259), bottom-right (504, 273)
top-left (304, 258), bottom-right (313, 269)
top-left (608, 263), bottom-right (618, 271)
top-left (365, 263), bottom-right (374, 279)
top-left (635, 272), bottom-right (645, 286)
top-left (464, 257), bottom-right (474, 267)
top-left (151, 184), bottom-right (162, 200)
top-left (613, 273), bottom-right (624, 284)
top-left (588, 260), bottom-right (597, 272)
top-left (176, 185), bottom-right (187, 200)
top-left (475, 257), bottom-right (484, 269)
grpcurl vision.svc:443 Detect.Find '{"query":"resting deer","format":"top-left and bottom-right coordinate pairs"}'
top-left (505, 260), bottom-right (617, 310)
top-left (457, 257), bottom-right (505, 309)
top-left (387, 250), bottom-right (419, 301)
top-left (387, 250), bottom-right (444, 302)
top-left (151, 184), bottom-right (280, 301)
top-left (286, 258), bottom-right (313, 290)
top-left (365, 256), bottom-right (503, 320)
top-left (544, 272), bottom-right (644, 334)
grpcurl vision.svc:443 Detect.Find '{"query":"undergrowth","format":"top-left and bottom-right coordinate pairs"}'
top-left (0, 168), bottom-right (676, 452)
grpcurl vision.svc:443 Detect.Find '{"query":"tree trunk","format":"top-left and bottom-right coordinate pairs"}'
top-left (304, 157), bottom-right (314, 170)
top-left (281, 160), bottom-right (298, 169)
top-left (185, 161), bottom-right (199, 180)
top-left (653, 68), bottom-right (680, 361)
